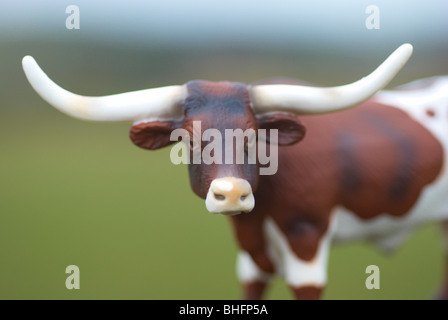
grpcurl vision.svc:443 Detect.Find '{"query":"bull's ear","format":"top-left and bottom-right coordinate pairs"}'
top-left (258, 113), bottom-right (306, 146)
top-left (130, 121), bottom-right (180, 150)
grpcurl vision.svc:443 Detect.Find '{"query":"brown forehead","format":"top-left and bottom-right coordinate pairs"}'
top-left (184, 80), bottom-right (251, 113)
top-left (186, 80), bottom-right (249, 98)
top-left (183, 80), bottom-right (256, 130)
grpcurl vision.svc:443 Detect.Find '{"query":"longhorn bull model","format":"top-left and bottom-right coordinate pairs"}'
top-left (22, 44), bottom-right (448, 299)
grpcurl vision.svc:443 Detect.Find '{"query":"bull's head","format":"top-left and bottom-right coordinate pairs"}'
top-left (22, 44), bottom-right (413, 215)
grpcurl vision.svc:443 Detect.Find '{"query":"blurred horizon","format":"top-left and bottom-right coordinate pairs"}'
top-left (1, 0), bottom-right (448, 50)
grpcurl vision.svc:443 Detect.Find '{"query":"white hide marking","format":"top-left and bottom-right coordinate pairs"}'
top-left (332, 206), bottom-right (414, 252)
top-left (263, 218), bottom-right (334, 288)
top-left (236, 251), bottom-right (271, 283)
top-left (332, 77), bottom-right (448, 251)
top-left (215, 180), bottom-right (234, 192)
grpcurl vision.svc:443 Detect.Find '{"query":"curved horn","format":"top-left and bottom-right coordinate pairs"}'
top-left (251, 43), bottom-right (413, 115)
top-left (22, 56), bottom-right (187, 122)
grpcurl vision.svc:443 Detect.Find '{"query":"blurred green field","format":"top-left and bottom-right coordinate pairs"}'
top-left (1, 39), bottom-right (447, 299)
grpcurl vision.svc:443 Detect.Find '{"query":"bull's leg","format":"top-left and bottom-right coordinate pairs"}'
top-left (264, 217), bottom-right (333, 300)
top-left (286, 233), bottom-right (331, 300)
top-left (437, 220), bottom-right (448, 300)
top-left (289, 286), bottom-right (324, 300)
top-left (231, 212), bottom-right (276, 300)
top-left (236, 251), bottom-right (272, 300)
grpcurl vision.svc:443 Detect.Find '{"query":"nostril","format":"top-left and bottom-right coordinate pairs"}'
top-left (214, 193), bottom-right (226, 201)
top-left (240, 194), bottom-right (248, 201)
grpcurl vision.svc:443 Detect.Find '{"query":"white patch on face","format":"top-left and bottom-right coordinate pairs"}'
top-left (263, 217), bottom-right (334, 288)
top-left (215, 180), bottom-right (234, 192)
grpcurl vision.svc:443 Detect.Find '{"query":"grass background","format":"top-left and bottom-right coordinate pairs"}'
top-left (1, 39), bottom-right (447, 299)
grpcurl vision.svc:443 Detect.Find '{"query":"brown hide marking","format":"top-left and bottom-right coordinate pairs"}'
top-left (426, 109), bottom-right (436, 117)
top-left (258, 113), bottom-right (306, 146)
top-left (335, 102), bottom-right (444, 218)
top-left (234, 100), bottom-right (443, 263)
top-left (243, 281), bottom-right (268, 300)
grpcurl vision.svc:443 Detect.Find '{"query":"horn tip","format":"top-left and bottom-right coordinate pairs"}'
top-left (398, 43), bottom-right (413, 58)
top-left (22, 55), bottom-right (34, 65)
top-left (22, 55), bottom-right (38, 74)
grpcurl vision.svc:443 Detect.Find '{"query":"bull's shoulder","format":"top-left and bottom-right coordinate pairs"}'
top-left (260, 101), bottom-right (444, 220)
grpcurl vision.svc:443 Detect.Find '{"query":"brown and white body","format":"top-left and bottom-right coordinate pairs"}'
top-left (22, 44), bottom-right (448, 299)
top-left (236, 76), bottom-right (448, 299)
top-left (334, 77), bottom-right (448, 248)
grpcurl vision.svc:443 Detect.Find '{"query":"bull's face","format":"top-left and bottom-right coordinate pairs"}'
top-left (130, 80), bottom-right (307, 215)
top-left (22, 44), bottom-right (412, 215)
top-left (183, 80), bottom-right (260, 215)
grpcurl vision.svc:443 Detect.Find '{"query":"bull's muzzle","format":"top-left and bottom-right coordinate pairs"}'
top-left (205, 177), bottom-right (255, 215)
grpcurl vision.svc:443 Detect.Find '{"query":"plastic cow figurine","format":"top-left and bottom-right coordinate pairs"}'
top-left (22, 44), bottom-right (448, 299)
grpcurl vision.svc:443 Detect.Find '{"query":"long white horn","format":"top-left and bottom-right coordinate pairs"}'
top-left (251, 43), bottom-right (413, 115)
top-left (22, 56), bottom-right (187, 122)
